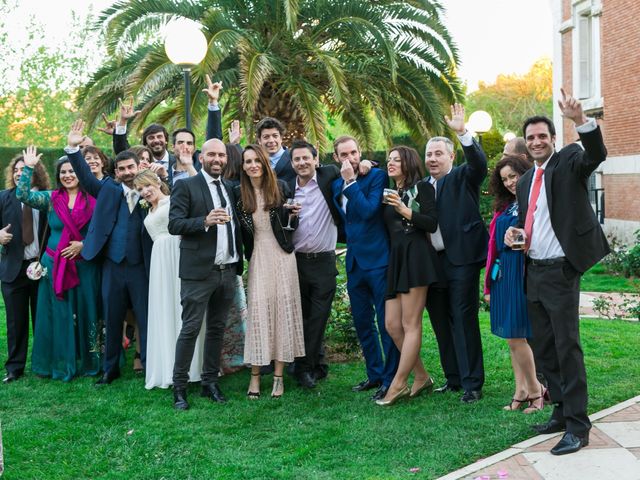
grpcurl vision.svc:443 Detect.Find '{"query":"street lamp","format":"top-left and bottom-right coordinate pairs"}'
top-left (503, 132), bottom-right (516, 142)
top-left (164, 19), bottom-right (208, 130)
top-left (467, 110), bottom-right (493, 148)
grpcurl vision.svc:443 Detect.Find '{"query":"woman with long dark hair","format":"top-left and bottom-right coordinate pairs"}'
top-left (16, 147), bottom-right (100, 381)
top-left (235, 144), bottom-right (304, 399)
top-left (376, 146), bottom-right (440, 406)
top-left (485, 155), bottom-right (546, 413)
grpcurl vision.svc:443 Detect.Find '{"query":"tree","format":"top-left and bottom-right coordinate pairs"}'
top-left (79, 0), bottom-right (463, 150)
top-left (466, 57), bottom-right (553, 135)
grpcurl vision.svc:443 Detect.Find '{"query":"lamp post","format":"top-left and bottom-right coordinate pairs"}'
top-left (164, 20), bottom-right (208, 131)
top-left (467, 110), bottom-right (493, 148)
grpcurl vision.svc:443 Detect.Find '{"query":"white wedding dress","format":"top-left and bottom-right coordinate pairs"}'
top-left (144, 197), bottom-right (204, 389)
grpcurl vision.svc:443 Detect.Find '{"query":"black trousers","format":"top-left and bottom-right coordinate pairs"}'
top-left (527, 260), bottom-right (591, 436)
top-left (426, 252), bottom-right (484, 391)
top-left (173, 268), bottom-right (236, 390)
top-left (2, 260), bottom-right (39, 375)
top-left (294, 252), bottom-right (338, 375)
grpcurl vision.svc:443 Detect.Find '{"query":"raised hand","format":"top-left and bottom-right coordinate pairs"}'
top-left (444, 103), bottom-right (466, 135)
top-left (228, 120), bottom-right (242, 144)
top-left (68, 119), bottom-right (86, 148)
top-left (558, 87), bottom-right (588, 125)
top-left (175, 144), bottom-right (194, 166)
top-left (202, 75), bottom-right (223, 104)
top-left (340, 159), bottom-right (355, 182)
top-left (358, 159), bottom-right (373, 176)
top-left (117, 96), bottom-right (141, 126)
top-left (148, 162), bottom-right (168, 179)
top-left (0, 224), bottom-right (13, 246)
top-left (22, 145), bottom-right (42, 168)
top-left (96, 113), bottom-right (116, 136)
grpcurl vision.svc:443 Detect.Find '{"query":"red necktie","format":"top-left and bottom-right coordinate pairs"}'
top-left (524, 167), bottom-right (545, 252)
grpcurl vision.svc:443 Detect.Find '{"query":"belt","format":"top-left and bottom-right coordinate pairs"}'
top-left (295, 251), bottom-right (335, 259)
top-left (212, 263), bottom-right (235, 271)
top-left (23, 258), bottom-right (37, 264)
top-left (527, 256), bottom-right (566, 266)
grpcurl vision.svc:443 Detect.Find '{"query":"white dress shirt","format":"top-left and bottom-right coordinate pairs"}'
top-left (201, 169), bottom-right (239, 264)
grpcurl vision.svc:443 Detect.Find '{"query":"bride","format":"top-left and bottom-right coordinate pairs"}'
top-left (133, 170), bottom-right (205, 389)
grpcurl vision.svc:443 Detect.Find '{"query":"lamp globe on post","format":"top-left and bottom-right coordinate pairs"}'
top-left (164, 20), bottom-right (208, 130)
top-left (467, 110), bottom-right (493, 149)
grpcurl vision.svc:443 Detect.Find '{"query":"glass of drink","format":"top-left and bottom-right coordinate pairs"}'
top-left (382, 188), bottom-right (395, 204)
top-left (511, 231), bottom-right (525, 250)
top-left (284, 198), bottom-right (296, 231)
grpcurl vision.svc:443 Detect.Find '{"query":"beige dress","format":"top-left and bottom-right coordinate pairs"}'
top-left (243, 191), bottom-right (305, 365)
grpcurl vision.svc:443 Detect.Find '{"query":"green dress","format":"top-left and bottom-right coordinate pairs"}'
top-left (16, 167), bottom-right (101, 381)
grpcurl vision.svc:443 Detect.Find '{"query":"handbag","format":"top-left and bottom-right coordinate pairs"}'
top-left (490, 258), bottom-right (502, 282)
top-left (26, 221), bottom-right (49, 281)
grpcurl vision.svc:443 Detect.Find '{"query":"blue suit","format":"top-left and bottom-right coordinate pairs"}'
top-left (68, 150), bottom-right (152, 376)
top-left (332, 169), bottom-right (398, 387)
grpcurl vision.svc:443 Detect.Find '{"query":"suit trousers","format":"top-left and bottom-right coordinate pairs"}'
top-left (346, 260), bottom-right (399, 387)
top-left (2, 260), bottom-right (38, 375)
top-left (526, 260), bottom-right (591, 436)
top-left (102, 259), bottom-right (149, 375)
top-left (294, 252), bottom-right (338, 375)
top-left (173, 267), bottom-right (236, 390)
top-left (426, 252), bottom-right (485, 391)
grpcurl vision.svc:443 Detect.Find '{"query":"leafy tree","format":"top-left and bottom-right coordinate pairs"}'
top-left (79, 0), bottom-right (463, 150)
top-left (466, 57), bottom-right (553, 135)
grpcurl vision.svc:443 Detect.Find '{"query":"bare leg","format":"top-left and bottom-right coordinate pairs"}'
top-left (272, 360), bottom-right (285, 398)
top-left (384, 287), bottom-right (428, 400)
top-left (505, 338), bottom-right (529, 410)
top-left (248, 365), bottom-right (261, 398)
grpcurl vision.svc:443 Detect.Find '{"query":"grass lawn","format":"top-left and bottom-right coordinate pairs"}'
top-left (580, 263), bottom-right (638, 293)
top-left (0, 305), bottom-right (638, 480)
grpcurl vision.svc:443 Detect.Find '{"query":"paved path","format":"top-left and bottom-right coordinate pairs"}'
top-left (580, 291), bottom-right (639, 320)
top-left (438, 395), bottom-right (640, 479)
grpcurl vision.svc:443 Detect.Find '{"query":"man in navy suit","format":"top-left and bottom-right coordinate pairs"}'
top-left (424, 104), bottom-right (489, 403)
top-left (331, 135), bottom-right (399, 401)
top-left (66, 120), bottom-right (152, 385)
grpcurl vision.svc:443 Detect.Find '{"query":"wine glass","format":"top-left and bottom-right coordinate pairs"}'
top-left (284, 198), bottom-right (296, 231)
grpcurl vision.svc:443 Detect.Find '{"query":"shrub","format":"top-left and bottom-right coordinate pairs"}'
top-left (325, 253), bottom-right (360, 358)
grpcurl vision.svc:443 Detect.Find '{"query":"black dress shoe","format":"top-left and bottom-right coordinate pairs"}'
top-left (201, 383), bottom-right (227, 404)
top-left (434, 382), bottom-right (462, 393)
top-left (173, 389), bottom-right (189, 410)
top-left (550, 432), bottom-right (589, 455)
top-left (371, 385), bottom-right (388, 401)
top-left (532, 418), bottom-right (567, 434)
top-left (3, 371), bottom-right (20, 384)
top-left (297, 371), bottom-right (317, 389)
top-left (461, 390), bottom-right (483, 403)
top-left (95, 370), bottom-right (121, 385)
top-left (314, 365), bottom-right (328, 381)
top-left (352, 379), bottom-right (381, 392)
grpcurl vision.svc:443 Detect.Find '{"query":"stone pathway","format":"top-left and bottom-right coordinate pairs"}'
top-left (580, 291), bottom-right (639, 320)
top-left (438, 395), bottom-right (640, 480)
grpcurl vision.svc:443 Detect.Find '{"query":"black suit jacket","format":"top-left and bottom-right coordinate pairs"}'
top-left (287, 165), bottom-right (344, 244)
top-left (432, 139), bottom-right (489, 266)
top-left (168, 172), bottom-right (243, 280)
top-left (274, 149), bottom-right (297, 183)
top-left (516, 126), bottom-right (610, 273)
top-left (0, 189), bottom-right (49, 282)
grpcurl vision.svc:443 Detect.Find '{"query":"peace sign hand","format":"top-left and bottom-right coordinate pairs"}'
top-left (558, 87), bottom-right (588, 125)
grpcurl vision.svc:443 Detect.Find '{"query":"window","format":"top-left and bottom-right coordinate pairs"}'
top-left (572, 0), bottom-right (602, 110)
top-left (578, 13), bottom-right (593, 99)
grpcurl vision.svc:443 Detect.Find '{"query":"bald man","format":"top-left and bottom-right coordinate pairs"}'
top-left (168, 139), bottom-right (243, 409)
top-left (504, 137), bottom-right (533, 163)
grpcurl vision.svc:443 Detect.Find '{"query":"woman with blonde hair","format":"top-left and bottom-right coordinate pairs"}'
top-left (133, 170), bottom-right (205, 388)
top-left (235, 144), bottom-right (304, 399)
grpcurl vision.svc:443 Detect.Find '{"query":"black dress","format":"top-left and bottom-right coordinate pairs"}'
top-left (383, 180), bottom-right (441, 298)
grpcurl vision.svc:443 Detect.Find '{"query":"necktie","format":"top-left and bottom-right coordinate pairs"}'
top-left (213, 180), bottom-right (235, 258)
top-left (22, 204), bottom-right (34, 245)
top-left (524, 167), bottom-right (545, 252)
top-left (126, 190), bottom-right (137, 214)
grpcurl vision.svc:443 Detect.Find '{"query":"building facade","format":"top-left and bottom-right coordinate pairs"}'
top-left (551, 0), bottom-right (640, 244)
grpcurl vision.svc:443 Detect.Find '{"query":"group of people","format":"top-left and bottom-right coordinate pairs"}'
top-left (1, 80), bottom-right (609, 456)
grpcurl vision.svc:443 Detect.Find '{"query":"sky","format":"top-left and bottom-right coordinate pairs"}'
top-left (3, 0), bottom-right (553, 92)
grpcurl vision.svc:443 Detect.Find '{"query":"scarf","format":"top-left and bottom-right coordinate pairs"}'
top-left (48, 190), bottom-right (96, 299)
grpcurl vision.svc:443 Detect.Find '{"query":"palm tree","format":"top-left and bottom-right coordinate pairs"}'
top-left (79, 0), bottom-right (462, 150)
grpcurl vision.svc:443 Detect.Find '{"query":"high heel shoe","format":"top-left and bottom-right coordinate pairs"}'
top-left (410, 377), bottom-right (434, 398)
top-left (503, 397), bottom-right (528, 411)
top-left (375, 386), bottom-right (410, 406)
top-left (247, 372), bottom-right (261, 399)
top-left (271, 375), bottom-right (284, 399)
top-left (523, 385), bottom-right (547, 414)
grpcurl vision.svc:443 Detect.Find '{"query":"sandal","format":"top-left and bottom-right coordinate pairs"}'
top-left (247, 372), bottom-right (261, 399)
top-left (503, 397), bottom-right (528, 411)
top-left (523, 386), bottom-right (547, 414)
top-left (133, 352), bottom-right (143, 374)
top-left (271, 375), bottom-right (284, 399)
